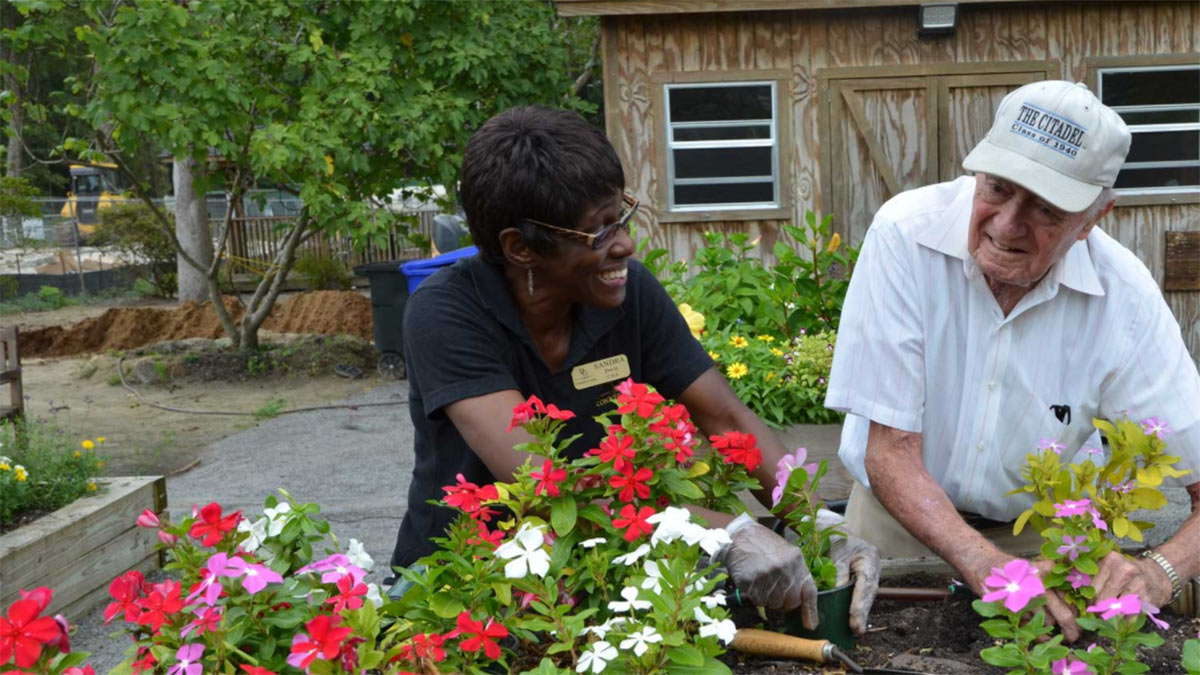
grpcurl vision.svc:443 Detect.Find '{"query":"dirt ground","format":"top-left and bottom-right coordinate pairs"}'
top-left (9, 293), bottom-right (394, 476)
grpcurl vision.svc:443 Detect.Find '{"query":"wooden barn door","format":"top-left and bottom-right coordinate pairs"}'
top-left (820, 64), bottom-right (1056, 246)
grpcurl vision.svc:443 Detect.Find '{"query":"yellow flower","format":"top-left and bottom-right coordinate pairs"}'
top-left (87, 480), bottom-right (98, 492)
top-left (708, 351), bottom-right (720, 361)
top-left (81, 439), bottom-right (95, 450)
top-left (729, 336), bottom-right (748, 349)
top-left (678, 304), bottom-right (706, 339)
top-left (827, 232), bottom-right (842, 253)
top-left (0, 462), bottom-right (9, 472)
top-left (770, 347), bottom-right (784, 357)
top-left (96, 437), bottom-right (107, 444)
top-left (756, 335), bottom-right (775, 343)
top-left (96, 460), bottom-right (104, 469)
top-left (14, 465), bottom-right (28, 482)
top-left (765, 371), bottom-right (777, 382)
top-left (74, 451), bottom-right (82, 459)
top-left (726, 362), bottom-right (749, 380)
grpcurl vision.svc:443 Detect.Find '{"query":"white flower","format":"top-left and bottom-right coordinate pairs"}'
top-left (646, 507), bottom-right (695, 546)
top-left (640, 559), bottom-right (664, 594)
top-left (346, 539), bottom-right (374, 571)
top-left (580, 537), bottom-right (607, 549)
top-left (619, 625), bottom-right (663, 657)
top-left (701, 590), bottom-right (727, 608)
top-left (581, 616), bottom-right (626, 639)
top-left (263, 502), bottom-right (292, 536)
top-left (607, 586), bottom-right (651, 613)
top-left (364, 583), bottom-right (383, 608)
top-left (694, 527), bottom-right (732, 556)
top-left (699, 618), bottom-right (738, 645)
top-left (237, 517), bottom-right (269, 553)
top-left (576, 640), bottom-right (618, 673)
top-left (694, 606), bottom-right (714, 623)
top-left (612, 544), bottom-right (650, 566)
top-left (495, 523), bottom-right (551, 579)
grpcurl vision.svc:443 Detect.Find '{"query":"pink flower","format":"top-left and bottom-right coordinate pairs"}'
top-left (1140, 600), bottom-right (1170, 630)
top-left (1080, 446), bottom-right (1103, 458)
top-left (1052, 657), bottom-right (1095, 675)
top-left (981, 558), bottom-right (1045, 612)
top-left (1140, 417), bottom-right (1172, 439)
top-left (297, 554), bottom-right (366, 585)
top-left (1087, 507), bottom-right (1108, 532)
top-left (1066, 570), bottom-right (1091, 590)
top-left (226, 557), bottom-right (283, 594)
top-left (772, 447), bottom-right (819, 506)
top-left (1038, 438), bottom-right (1066, 455)
top-left (157, 530), bottom-right (179, 546)
top-left (1086, 593), bottom-right (1141, 620)
top-left (136, 509), bottom-right (160, 528)
top-left (1056, 534), bottom-right (1090, 561)
top-left (1053, 499), bottom-right (1091, 517)
top-left (186, 553), bottom-right (240, 606)
top-left (166, 643), bottom-right (204, 675)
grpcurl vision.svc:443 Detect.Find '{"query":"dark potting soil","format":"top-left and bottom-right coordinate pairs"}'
top-left (724, 574), bottom-right (1199, 674)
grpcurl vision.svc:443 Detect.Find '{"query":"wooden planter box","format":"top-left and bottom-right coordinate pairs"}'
top-left (0, 476), bottom-right (166, 620)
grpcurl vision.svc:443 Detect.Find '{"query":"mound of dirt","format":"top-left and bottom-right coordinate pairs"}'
top-left (21, 291), bottom-right (374, 358)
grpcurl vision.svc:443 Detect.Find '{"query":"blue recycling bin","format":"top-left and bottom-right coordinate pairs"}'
top-left (400, 245), bottom-right (478, 294)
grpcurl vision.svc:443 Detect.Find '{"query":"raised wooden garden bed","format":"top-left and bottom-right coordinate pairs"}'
top-left (0, 475), bottom-right (166, 620)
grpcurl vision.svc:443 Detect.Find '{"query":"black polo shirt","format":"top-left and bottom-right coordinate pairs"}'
top-left (389, 255), bottom-right (712, 568)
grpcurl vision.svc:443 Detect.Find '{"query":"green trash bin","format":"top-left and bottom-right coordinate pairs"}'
top-left (352, 261), bottom-right (411, 380)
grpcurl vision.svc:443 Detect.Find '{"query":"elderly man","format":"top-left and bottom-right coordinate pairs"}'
top-left (825, 80), bottom-right (1200, 641)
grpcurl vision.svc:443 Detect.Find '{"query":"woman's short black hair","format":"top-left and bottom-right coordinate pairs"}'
top-left (460, 106), bottom-right (625, 264)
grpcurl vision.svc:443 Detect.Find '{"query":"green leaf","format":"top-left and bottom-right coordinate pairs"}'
top-left (972, 599), bottom-right (1003, 617)
top-left (667, 644), bottom-right (706, 667)
top-left (1075, 556), bottom-right (1099, 575)
top-left (1182, 639), bottom-right (1200, 673)
top-left (668, 656), bottom-right (734, 675)
top-left (980, 644), bottom-right (1025, 668)
top-left (551, 495), bottom-right (577, 536)
top-left (429, 591), bottom-right (464, 619)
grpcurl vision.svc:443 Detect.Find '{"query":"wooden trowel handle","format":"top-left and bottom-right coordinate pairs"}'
top-left (729, 628), bottom-right (831, 662)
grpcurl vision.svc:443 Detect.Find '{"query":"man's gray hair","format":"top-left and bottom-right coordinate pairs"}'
top-left (1083, 187), bottom-right (1116, 222)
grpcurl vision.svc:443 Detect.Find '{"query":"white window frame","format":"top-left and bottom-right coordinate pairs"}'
top-left (663, 80), bottom-right (781, 213)
top-left (1089, 55), bottom-right (1200, 206)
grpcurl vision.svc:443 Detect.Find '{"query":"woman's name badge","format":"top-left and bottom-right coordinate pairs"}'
top-left (571, 355), bottom-right (630, 390)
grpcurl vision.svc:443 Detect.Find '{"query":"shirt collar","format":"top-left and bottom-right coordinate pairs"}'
top-left (915, 181), bottom-right (1105, 297)
top-left (468, 256), bottom-right (625, 371)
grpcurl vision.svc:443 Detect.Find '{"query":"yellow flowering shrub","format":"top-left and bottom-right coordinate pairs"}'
top-left (0, 420), bottom-right (107, 530)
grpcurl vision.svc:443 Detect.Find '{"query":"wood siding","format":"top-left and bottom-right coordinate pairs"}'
top-left (604, 1), bottom-right (1200, 357)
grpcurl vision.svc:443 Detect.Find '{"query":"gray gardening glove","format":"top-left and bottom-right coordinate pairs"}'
top-left (817, 508), bottom-right (880, 635)
top-left (716, 513), bottom-right (819, 627)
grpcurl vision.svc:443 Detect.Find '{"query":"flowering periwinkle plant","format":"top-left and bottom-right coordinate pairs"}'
top-left (768, 446), bottom-right (840, 590)
top-left (107, 492), bottom-right (390, 674)
top-left (0, 586), bottom-right (96, 674)
top-left (973, 417), bottom-right (1191, 674)
top-left (386, 380), bottom-right (755, 673)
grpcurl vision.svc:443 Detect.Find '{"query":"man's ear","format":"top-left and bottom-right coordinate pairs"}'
top-left (499, 227), bottom-right (536, 267)
top-left (1078, 199), bottom-right (1115, 241)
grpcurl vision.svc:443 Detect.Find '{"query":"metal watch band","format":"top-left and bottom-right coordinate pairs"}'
top-left (1141, 550), bottom-right (1183, 603)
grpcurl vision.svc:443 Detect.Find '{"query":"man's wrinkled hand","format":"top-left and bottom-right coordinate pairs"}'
top-left (819, 510), bottom-right (881, 635)
top-left (717, 516), bottom-right (818, 626)
top-left (1091, 551), bottom-right (1173, 608)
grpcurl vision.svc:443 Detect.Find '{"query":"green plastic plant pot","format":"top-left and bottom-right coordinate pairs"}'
top-left (784, 577), bottom-right (856, 650)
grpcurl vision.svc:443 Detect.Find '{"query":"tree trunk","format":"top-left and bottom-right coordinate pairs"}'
top-left (2, 0), bottom-right (24, 178)
top-left (172, 156), bottom-right (213, 302)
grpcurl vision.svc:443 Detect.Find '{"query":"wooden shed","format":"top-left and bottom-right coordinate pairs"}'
top-left (557, 0), bottom-right (1200, 357)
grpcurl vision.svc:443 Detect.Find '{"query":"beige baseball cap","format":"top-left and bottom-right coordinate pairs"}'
top-left (962, 80), bottom-right (1131, 212)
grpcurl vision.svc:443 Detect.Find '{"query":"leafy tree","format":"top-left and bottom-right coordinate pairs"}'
top-left (18, 0), bottom-right (593, 351)
top-left (93, 201), bottom-right (177, 297)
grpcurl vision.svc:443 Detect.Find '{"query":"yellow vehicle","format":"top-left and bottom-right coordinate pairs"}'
top-left (59, 163), bottom-right (128, 242)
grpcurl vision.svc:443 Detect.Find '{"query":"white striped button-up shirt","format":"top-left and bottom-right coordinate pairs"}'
top-left (826, 176), bottom-right (1200, 521)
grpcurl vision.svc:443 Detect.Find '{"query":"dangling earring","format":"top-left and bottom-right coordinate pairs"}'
top-left (527, 267), bottom-right (535, 297)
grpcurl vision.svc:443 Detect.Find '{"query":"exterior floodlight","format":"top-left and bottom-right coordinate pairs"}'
top-left (918, 3), bottom-right (958, 37)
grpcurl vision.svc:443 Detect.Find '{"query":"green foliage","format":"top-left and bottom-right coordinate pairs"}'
top-left (0, 175), bottom-right (42, 218)
top-left (253, 397), bottom-right (288, 420)
top-left (0, 421), bottom-right (106, 528)
top-left (1183, 637), bottom-right (1200, 674)
top-left (294, 253), bottom-right (351, 291)
top-left (771, 458), bottom-right (840, 590)
top-left (93, 201), bottom-right (177, 297)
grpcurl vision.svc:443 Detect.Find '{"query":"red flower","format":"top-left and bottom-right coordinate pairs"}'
top-left (16, 588), bottom-right (51, 614)
top-left (290, 614), bottom-right (353, 669)
top-left (615, 379), bottom-right (664, 419)
top-left (135, 509), bottom-right (160, 528)
top-left (397, 632), bottom-right (446, 663)
top-left (326, 574), bottom-right (368, 613)
top-left (63, 667), bottom-right (95, 675)
top-left (542, 402), bottom-right (575, 421)
top-left (612, 504), bottom-right (656, 542)
top-left (130, 647), bottom-right (156, 674)
top-left (609, 464), bottom-right (653, 503)
top-left (0, 594), bottom-right (61, 668)
top-left (449, 612), bottom-right (508, 660)
top-left (240, 666), bottom-right (278, 675)
top-left (104, 571), bottom-right (146, 625)
top-left (710, 431), bottom-right (763, 472)
top-left (592, 433), bottom-right (635, 471)
top-left (133, 580), bottom-right (183, 632)
top-left (530, 460), bottom-right (567, 497)
top-left (188, 502), bottom-right (242, 546)
top-left (467, 521), bottom-right (505, 548)
top-left (652, 405), bottom-right (698, 463)
top-left (46, 615), bottom-right (69, 654)
top-left (508, 396), bottom-right (543, 432)
top-left (443, 474), bottom-right (499, 514)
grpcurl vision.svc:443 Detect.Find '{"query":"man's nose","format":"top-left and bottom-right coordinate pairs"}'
top-left (990, 200), bottom-right (1027, 238)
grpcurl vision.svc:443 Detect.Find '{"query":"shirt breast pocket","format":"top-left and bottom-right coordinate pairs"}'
top-left (1031, 394), bottom-right (1096, 457)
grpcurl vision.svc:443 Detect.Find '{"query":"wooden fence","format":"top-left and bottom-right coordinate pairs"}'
top-left (1, 326), bottom-right (21, 423)
top-left (220, 209), bottom-right (440, 271)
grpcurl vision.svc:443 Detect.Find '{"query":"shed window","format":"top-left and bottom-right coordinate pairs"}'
top-left (664, 82), bottom-right (779, 211)
top-left (1097, 65), bottom-right (1200, 195)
